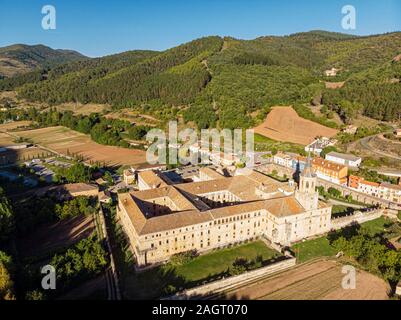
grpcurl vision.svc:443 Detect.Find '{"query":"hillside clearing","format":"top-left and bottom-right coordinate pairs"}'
top-left (254, 106), bottom-right (338, 145)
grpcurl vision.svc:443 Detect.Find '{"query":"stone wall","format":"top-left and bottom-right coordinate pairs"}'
top-left (331, 209), bottom-right (383, 230)
top-left (257, 163), bottom-right (294, 178)
top-left (317, 177), bottom-right (400, 210)
top-left (169, 257), bottom-right (296, 300)
top-left (259, 163), bottom-right (401, 210)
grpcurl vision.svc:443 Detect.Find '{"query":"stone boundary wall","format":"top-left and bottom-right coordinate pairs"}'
top-left (317, 177), bottom-right (401, 210)
top-left (331, 209), bottom-right (383, 230)
top-left (257, 163), bottom-right (294, 178)
top-left (258, 163), bottom-right (401, 210)
top-left (169, 257), bottom-right (296, 300)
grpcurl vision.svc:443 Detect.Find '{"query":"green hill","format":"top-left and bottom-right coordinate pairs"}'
top-left (1, 31), bottom-right (401, 128)
top-left (0, 44), bottom-right (86, 78)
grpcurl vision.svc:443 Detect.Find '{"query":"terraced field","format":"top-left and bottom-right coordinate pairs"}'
top-left (10, 125), bottom-right (146, 166)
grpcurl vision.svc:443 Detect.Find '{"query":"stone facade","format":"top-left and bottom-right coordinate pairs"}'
top-left (117, 160), bottom-right (332, 267)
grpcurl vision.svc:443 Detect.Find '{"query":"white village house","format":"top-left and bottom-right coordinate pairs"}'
top-left (325, 151), bottom-right (362, 168)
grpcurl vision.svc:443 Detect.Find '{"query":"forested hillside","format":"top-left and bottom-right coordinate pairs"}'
top-left (0, 44), bottom-right (85, 78)
top-left (1, 31), bottom-right (401, 129)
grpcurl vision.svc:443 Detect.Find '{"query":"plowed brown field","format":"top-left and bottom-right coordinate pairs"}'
top-left (12, 126), bottom-right (146, 166)
top-left (254, 106), bottom-right (338, 145)
top-left (227, 260), bottom-right (389, 300)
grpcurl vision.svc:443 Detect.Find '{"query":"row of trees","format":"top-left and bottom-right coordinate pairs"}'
top-left (20, 234), bottom-right (108, 300)
top-left (15, 195), bottom-right (97, 236)
top-left (49, 235), bottom-right (107, 294)
top-left (0, 251), bottom-right (14, 300)
top-left (4, 107), bottom-right (135, 148)
top-left (0, 188), bottom-right (15, 300)
top-left (52, 162), bottom-right (93, 184)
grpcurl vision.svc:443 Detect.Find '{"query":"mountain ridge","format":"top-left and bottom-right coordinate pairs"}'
top-left (1, 30), bottom-right (400, 128)
top-left (0, 44), bottom-right (86, 78)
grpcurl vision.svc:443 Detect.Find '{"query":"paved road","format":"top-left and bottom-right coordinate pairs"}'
top-left (375, 169), bottom-right (401, 178)
top-left (359, 134), bottom-right (401, 161)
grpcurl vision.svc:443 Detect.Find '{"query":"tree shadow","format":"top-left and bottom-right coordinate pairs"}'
top-left (327, 222), bottom-right (361, 243)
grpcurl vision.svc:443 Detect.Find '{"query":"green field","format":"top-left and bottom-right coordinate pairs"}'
top-left (124, 240), bottom-right (280, 299)
top-left (291, 237), bottom-right (337, 263)
top-left (360, 216), bottom-right (388, 236)
top-left (253, 133), bottom-right (306, 155)
top-left (175, 241), bottom-right (280, 282)
top-left (291, 217), bottom-right (397, 264)
top-left (361, 216), bottom-right (401, 239)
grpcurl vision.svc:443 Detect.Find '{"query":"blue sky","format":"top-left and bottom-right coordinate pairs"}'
top-left (0, 0), bottom-right (400, 57)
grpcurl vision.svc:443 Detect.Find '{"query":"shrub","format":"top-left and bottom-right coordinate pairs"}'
top-left (169, 250), bottom-right (198, 266)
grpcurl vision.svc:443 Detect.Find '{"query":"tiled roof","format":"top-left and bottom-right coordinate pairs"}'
top-left (138, 170), bottom-right (169, 188)
top-left (380, 182), bottom-right (401, 191)
top-left (63, 183), bottom-right (99, 193)
top-left (131, 186), bottom-right (198, 211)
top-left (312, 157), bottom-right (347, 173)
top-left (326, 152), bottom-right (361, 162)
top-left (199, 167), bottom-right (224, 180)
top-left (118, 169), bottom-right (314, 236)
top-left (140, 210), bottom-right (213, 235)
top-left (360, 180), bottom-right (380, 187)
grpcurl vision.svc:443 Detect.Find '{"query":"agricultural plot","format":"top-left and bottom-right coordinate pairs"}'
top-left (13, 126), bottom-right (146, 166)
top-left (105, 109), bottom-right (160, 127)
top-left (0, 130), bottom-right (50, 163)
top-left (254, 106), bottom-right (338, 145)
top-left (18, 214), bottom-right (96, 259)
top-left (51, 102), bottom-right (111, 116)
top-left (0, 132), bottom-right (17, 145)
top-left (0, 120), bottom-right (32, 132)
top-left (228, 260), bottom-right (389, 300)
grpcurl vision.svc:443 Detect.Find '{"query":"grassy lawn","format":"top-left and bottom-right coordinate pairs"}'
top-left (175, 241), bottom-right (280, 282)
top-left (123, 240), bottom-right (281, 299)
top-left (291, 217), bottom-right (399, 264)
top-left (361, 216), bottom-right (401, 239)
top-left (360, 216), bottom-right (388, 237)
top-left (292, 236), bottom-right (337, 263)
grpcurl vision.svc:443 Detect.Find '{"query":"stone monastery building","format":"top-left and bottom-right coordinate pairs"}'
top-left (117, 156), bottom-right (332, 266)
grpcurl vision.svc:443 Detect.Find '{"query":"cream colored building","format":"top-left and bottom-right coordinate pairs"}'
top-left (117, 158), bottom-right (332, 267)
top-left (196, 167), bottom-right (225, 181)
top-left (379, 183), bottom-right (401, 204)
top-left (123, 164), bottom-right (167, 185)
top-left (137, 170), bottom-right (169, 190)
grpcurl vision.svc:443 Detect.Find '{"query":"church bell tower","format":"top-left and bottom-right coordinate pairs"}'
top-left (295, 152), bottom-right (319, 211)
